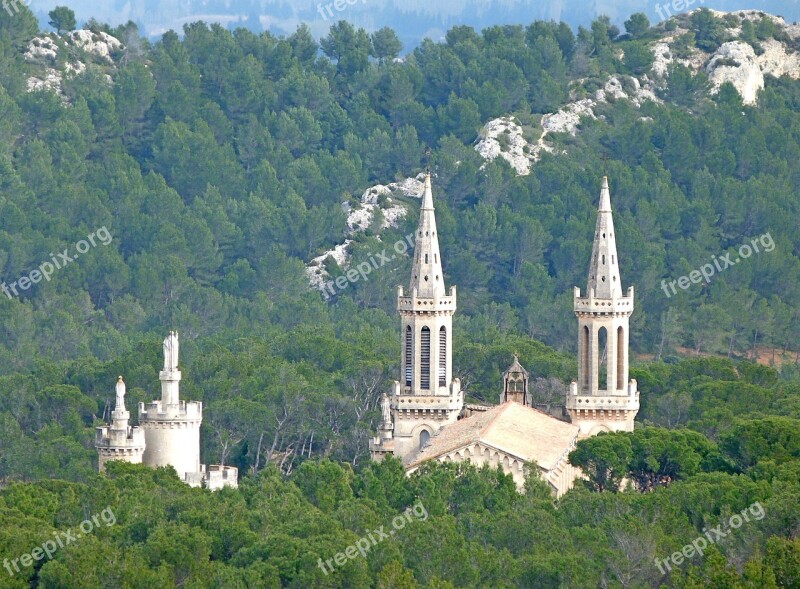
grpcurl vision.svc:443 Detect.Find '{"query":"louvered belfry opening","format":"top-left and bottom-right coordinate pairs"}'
top-left (420, 327), bottom-right (431, 389)
top-left (617, 326), bottom-right (624, 390)
top-left (438, 326), bottom-right (447, 386)
top-left (405, 325), bottom-right (412, 386)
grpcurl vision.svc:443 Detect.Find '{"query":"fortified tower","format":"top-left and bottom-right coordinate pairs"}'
top-left (139, 331), bottom-right (202, 480)
top-left (370, 172), bottom-right (463, 462)
top-left (95, 376), bottom-right (145, 471)
top-left (567, 177), bottom-right (639, 437)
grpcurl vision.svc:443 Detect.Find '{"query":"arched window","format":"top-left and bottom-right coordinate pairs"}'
top-left (582, 326), bottom-right (590, 388)
top-left (617, 327), bottom-right (624, 390)
top-left (419, 430), bottom-right (430, 450)
top-left (438, 326), bottom-right (447, 386)
top-left (598, 327), bottom-right (608, 391)
top-left (405, 326), bottom-right (412, 386)
top-left (420, 327), bottom-right (431, 389)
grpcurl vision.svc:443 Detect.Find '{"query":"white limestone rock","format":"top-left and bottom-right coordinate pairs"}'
top-left (541, 99), bottom-right (597, 136)
top-left (601, 77), bottom-right (627, 100)
top-left (381, 202), bottom-right (407, 229)
top-left (26, 69), bottom-right (63, 94)
top-left (67, 30), bottom-right (122, 63)
top-left (306, 240), bottom-right (353, 290)
top-left (650, 34), bottom-right (706, 79)
top-left (757, 38), bottom-right (800, 80)
top-left (475, 75), bottom-right (660, 176)
top-left (306, 174), bottom-right (426, 289)
top-left (24, 37), bottom-right (59, 62)
top-left (388, 176), bottom-right (425, 198)
top-left (475, 116), bottom-right (551, 176)
top-left (23, 30), bottom-right (122, 98)
top-left (651, 11), bottom-right (800, 105)
top-left (651, 41), bottom-right (673, 78)
top-left (706, 41), bottom-right (764, 105)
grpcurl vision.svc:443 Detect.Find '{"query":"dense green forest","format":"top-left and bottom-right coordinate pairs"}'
top-left (1, 3), bottom-right (800, 588)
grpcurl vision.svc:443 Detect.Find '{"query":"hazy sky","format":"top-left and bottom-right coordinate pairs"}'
top-left (26, 0), bottom-right (800, 46)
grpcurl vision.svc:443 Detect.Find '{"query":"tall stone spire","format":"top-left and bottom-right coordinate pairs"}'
top-left (586, 176), bottom-right (622, 299)
top-left (408, 172), bottom-right (446, 299)
top-left (569, 176), bottom-right (638, 438)
top-left (371, 169), bottom-right (462, 464)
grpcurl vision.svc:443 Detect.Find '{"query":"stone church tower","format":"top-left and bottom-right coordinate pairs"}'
top-left (95, 376), bottom-right (145, 472)
top-left (567, 177), bottom-right (639, 437)
top-left (370, 172), bottom-right (463, 462)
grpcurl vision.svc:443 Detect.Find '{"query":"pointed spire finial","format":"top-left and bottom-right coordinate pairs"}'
top-left (599, 175), bottom-right (611, 213)
top-left (586, 176), bottom-right (621, 298)
top-left (421, 169), bottom-right (434, 211)
top-left (409, 164), bottom-right (444, 298)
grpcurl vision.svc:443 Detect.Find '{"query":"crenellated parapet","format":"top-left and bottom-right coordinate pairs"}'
top-left (138, 400), bottom-right (203, 425)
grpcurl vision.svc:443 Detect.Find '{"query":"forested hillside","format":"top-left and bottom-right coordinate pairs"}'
top-left (1, 4), bottom-right (800, 588)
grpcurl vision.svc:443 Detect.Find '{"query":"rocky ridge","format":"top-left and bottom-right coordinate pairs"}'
top-left (475, 10), bottom-right (800, 175)
top-left (306, 175), bottom-right (425, 291)
top-left (24, 30), bottom-right (122, 96)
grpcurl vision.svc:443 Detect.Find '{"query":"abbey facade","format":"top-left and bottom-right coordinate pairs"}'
top-left (370, 173), bottom-right (640, 497)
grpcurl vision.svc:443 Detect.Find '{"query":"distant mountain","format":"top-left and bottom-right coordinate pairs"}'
top-left (30, 0), bottom-right (800, 46)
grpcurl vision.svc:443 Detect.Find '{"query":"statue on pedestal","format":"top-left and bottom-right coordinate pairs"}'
top-left (115, 376), bottom-right (126, 410)
top-left (163, 331), bottom-right (179, 371)
top-left (381, 393), bottom-right (392, 426)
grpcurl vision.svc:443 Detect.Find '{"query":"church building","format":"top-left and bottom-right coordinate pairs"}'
top-left (370, 173), bottom-right (639, 497)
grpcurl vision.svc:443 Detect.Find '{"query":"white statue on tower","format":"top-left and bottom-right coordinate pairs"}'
top-left (381, 393), bottom-right (392, 426)
top-left (115, 376), bottom-right (126, 411)
top-left (163, 331), bottom-right (179, 371)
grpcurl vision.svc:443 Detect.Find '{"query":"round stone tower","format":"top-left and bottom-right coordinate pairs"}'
top-left (138, 331), bottom-right (202, 480)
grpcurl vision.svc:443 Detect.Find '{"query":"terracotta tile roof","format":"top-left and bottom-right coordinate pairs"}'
top-left (407, 401), bottom-right (579, 471)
